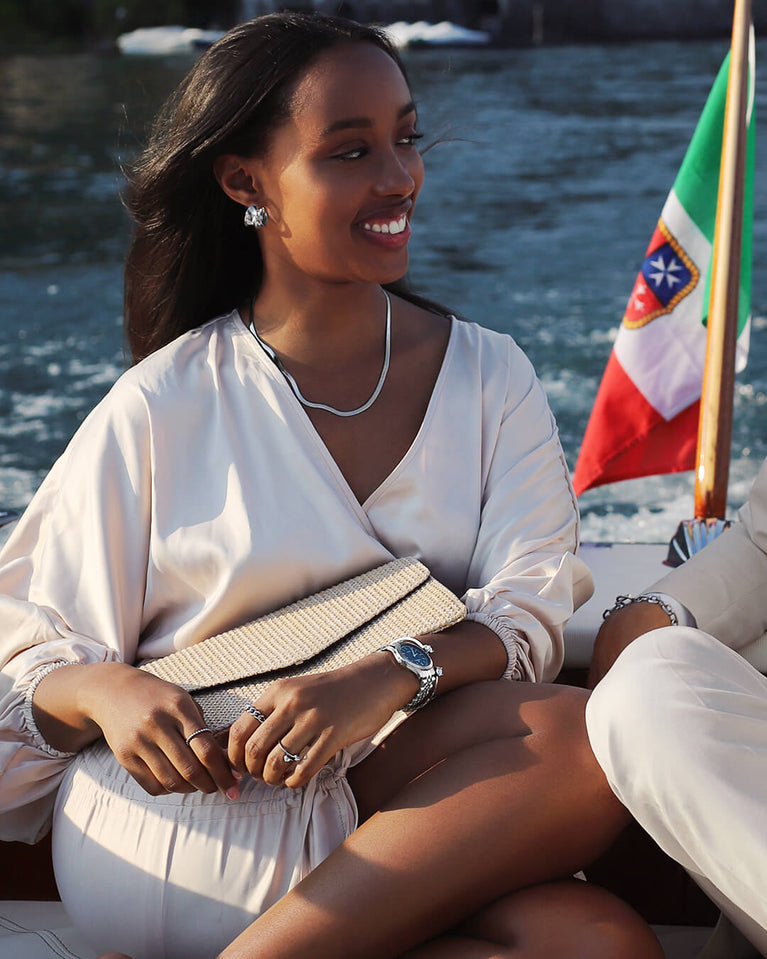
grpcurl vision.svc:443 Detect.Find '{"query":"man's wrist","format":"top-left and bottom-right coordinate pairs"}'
top-left (589, 599), bottom-right (675, 688)
top-left (602, 593), bottom-right (679, 625)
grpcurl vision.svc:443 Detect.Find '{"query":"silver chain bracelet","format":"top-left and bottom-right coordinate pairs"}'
top-left (602, 594), bottom-right (679, 625)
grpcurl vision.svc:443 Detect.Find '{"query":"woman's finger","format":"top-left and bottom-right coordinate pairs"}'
top-left (138, 691), bottom-right (238, 796)
top-left (228, 704), bottom-right (268, 755)
top-left (228, 702), bottom-right (282, 776)
top-left (261, 734), bottom-right (313, 786)
top-left (181, 725), bottom-right (239, 797)
top-left (140, 741), bottom-right (210, 795)
top-left (119, 729), bottom-right (238, 799)
top-left (282, 728), bottom-right (337, 788)
top-left (120, 752), bottom-right (191, 797)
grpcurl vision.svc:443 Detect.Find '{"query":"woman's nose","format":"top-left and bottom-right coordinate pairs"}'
top-left (374, 149), bottom-right (417, 196)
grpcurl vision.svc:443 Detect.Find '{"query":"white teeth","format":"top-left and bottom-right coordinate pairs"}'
top-left (362, 215), bottom-right (407, 235)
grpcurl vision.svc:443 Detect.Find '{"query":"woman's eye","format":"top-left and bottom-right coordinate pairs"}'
top-left (333, 132), bottom-right (423, 161)
top-left (334, 147), bottom-right (366, 161)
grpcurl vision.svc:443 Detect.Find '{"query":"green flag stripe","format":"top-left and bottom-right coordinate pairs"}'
top-left (674, 56), bottom-right (730, 236)
top-left (673, 51), bottom-right (755, 337)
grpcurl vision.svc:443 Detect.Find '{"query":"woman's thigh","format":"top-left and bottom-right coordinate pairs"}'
top-left (349, 680), bottom-right (591, 822)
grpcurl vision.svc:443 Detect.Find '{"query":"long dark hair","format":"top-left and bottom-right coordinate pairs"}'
top-left (123, 13), bottom-right (419, 363)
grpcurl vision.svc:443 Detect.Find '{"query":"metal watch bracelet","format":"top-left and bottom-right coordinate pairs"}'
top-left (379, 637), bottom-right (442, 713)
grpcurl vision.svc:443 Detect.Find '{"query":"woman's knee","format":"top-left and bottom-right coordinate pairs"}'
top-left (505, 682), bottom-right (600, 771)
top-left (458, 678), bottom-right (590, 742)
top-left (463, 680), bottom-right (612, 784)
top-left (351, 680), bottom-right (597, 822)
top-left (462, 880), bottom-right (664, 959)
top-left (465, 681), bottom-right (624, 825)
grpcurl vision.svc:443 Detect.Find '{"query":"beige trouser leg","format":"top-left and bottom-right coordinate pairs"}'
top-left (586, 627), bottom-right (767, 957)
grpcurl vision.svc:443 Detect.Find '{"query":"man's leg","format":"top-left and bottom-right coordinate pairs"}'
top-left (586, 627), bottom-right (767, 955)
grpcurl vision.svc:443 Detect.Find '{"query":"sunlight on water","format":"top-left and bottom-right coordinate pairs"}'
top-left (0, 40), bottom-right (765, 543)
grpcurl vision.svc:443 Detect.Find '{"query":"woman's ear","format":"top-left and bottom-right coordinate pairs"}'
top-left (213, 154), bottom-right (261, 207)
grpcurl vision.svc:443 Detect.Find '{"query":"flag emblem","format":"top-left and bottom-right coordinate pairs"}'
top-left (623, 221), bottom-right (700, 329)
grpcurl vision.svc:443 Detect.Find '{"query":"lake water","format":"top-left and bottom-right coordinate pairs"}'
top-left (0, 38), bottom-right (765, 544)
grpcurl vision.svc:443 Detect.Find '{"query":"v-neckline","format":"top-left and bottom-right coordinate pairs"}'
top-left (238, 311), bottom-right (456, 516)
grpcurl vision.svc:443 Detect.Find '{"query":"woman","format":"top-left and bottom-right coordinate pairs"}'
top-left (0, 13), bottom-right (662, 959)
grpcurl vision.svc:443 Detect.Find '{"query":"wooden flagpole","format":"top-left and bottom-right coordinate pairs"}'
top-left (693, 0), bottom-right (752, 519)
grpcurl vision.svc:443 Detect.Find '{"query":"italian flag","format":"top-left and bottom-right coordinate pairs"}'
top-left (573, 45), bottom-right (755, 496)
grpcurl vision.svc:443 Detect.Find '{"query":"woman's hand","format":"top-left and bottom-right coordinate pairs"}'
top-left (34, 662), bottom-right (239, 799)
top-left (227, 653), bottom-right (417, 788)
top-left (89, 664), bottom-right (239, 798)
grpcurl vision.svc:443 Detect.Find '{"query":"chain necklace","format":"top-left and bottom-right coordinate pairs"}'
top-left (249, 290), bottom-right (391, 418)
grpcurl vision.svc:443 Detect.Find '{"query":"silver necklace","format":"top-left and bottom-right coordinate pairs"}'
top-left (249, 290), bottom-right (391, 418)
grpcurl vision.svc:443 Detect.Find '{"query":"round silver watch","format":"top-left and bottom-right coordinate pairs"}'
top-left (379, 637), bottom-right (442, 713)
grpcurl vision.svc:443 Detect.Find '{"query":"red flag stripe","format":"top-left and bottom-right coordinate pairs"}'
top-left (573, 353), bottom-right (699, 495)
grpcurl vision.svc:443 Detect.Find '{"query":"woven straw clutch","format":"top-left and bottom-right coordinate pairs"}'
top-left (141, 557), bottom-right (466, 730)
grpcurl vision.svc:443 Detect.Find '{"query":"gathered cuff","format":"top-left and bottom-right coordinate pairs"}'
top-left (22, 661), bottom-right (80, 758)
top-left (464, 611), bottom-right (527, 681)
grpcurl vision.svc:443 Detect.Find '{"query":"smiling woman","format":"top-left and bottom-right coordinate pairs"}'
top-left (0, 12), bottom-right (663, 959)
top-left (214, 43), bottom-right (423, 292)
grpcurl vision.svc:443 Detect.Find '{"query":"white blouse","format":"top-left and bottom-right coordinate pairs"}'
top-left (0, 310), bottom-right (593, 841)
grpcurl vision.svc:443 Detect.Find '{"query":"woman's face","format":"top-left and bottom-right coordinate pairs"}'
top-left (250, 41), bottom-right (425, 290)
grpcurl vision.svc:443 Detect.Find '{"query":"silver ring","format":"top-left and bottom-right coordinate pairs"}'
top-left (242, 704), bottom-right (267, 723)
top-left (185, 727), bottom-right (213, 746)
top-left (278, 740), bottom-right (302, 763)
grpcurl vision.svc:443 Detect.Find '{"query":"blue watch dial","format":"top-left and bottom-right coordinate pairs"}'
top-left (400, 642), bottom-right (431, 668)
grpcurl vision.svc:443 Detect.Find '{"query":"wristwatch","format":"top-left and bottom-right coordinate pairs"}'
top-left (379, 637), bottom-right (442, 713)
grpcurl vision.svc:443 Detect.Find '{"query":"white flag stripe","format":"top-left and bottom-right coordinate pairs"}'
top-left (614, 191), bottom-right (711, 419)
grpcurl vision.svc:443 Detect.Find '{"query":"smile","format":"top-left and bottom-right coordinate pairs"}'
top-left (362, 214), bottom-right (408, 235)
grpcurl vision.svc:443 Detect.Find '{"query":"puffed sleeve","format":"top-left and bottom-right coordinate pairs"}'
top-left (462, 337), bottom-right (593, 683)
top-left (0, 378), bottom-right (151, 842)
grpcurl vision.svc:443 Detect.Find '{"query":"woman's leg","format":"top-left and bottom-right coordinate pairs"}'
top-left (217, 681), bottom-right (639, 959)
top-left (98, 884), bottom-right (662, 959)
top-left (402, 880), bottom-right (663, 958)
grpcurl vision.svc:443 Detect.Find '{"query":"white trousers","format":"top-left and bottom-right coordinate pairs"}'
top-left (586, 627), bottom-right (767, 957)
top-left (51, 736), bottom-right (377, 959)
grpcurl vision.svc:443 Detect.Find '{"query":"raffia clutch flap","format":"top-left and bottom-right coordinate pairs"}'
top-left (141, 557), bottom-right (466, 730)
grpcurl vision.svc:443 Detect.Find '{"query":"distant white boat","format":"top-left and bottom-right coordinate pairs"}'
top-left (116, 25), bottom-right (224, 55)
top-left (116, 21), bottom-right (489, 56)
top-left (382, 20), bottom-right (491, 49)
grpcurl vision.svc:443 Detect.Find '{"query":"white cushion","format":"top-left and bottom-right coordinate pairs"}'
top-left (0, 901), bottom-right (96, 959)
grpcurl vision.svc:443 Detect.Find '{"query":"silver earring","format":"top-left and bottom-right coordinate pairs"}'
top-left (244, 205), bottom-right (268, 229)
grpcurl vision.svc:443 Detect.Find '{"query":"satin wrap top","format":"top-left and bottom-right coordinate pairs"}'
top-left (0, 312), bottom-right (593, 840)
